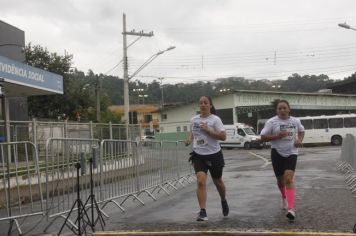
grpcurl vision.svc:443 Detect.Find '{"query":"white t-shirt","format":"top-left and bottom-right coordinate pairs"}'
top-left (190, 114), bottom-right (225, 155)
top-left (260, 116), bottom-right (305, 157)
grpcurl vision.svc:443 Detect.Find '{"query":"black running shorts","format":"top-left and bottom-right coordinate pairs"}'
top-left (271, 148), bottom-right (297, 177)
top-left (190, 150), bottom-right (225, 179)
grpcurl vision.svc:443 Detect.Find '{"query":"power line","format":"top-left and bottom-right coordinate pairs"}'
top-left (165, 17), bottom-right (356, 31)
top-left (103, 59), bottom-right (123, 75)
top-left (127, 48), bottom-right (356, 70)
top-left (138, 63), bottom-right (356, 80)
top-left (129, 46), bottom-right (356, 63)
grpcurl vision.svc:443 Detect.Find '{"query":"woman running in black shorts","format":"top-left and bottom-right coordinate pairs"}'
top-left (260, 99), bottom-right (304, 221)
top-left (185, 96), bottom-right (229, 221)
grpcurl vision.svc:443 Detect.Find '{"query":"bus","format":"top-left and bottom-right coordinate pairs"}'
top-left (257, 114), bottom-right (356, 145)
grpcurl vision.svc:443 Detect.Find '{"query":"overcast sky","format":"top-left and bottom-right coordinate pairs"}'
top-left (2, 0), bottom-right (356, 84)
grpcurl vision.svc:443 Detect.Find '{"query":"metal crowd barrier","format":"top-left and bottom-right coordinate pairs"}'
top-left (44, 138), bottom-right (102, 231)
top-left (337, 134), bottom-right (356, 196)
top-left (99, 140), bottom-right (195, 212)
top-left (337, 134), bottom-right (355, 171)
top-left (98, 139), bottom-right (141, 212)
top-left (337, 133), bottom-right (356, 232)
top-left (0, 141), bottom-right (43, 235)
top-left (0, 137), bottom-right (195, 235)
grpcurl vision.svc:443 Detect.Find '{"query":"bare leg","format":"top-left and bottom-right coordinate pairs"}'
top-left (284, 170), bottom-right (295, 189)
top-left (276, 175), bottom-right (286, 198)
top-left (196, 172), bottom-right (207, 209)
top-left (212, 178), bottom-right (226, 201)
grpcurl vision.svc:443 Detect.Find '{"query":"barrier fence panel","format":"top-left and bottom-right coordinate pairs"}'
top-left (0, 141), bottom-right (43, 235)
top-left (135, 141), bottom-right (162, 200)
top-left (337, 134), bottom-right (356, 204)
top-left (0, 120), bottom-right (142, 158)
top-left (160, 141), bottom-right (179, 191)
top-left (0, 136), bottom-right (195, 234)
top-left (176, 141), bottom-right (195, 184)
top-left (339, 134), bottom-right (355, 172)
top-left (45, 138), bottom-right (101, 226)
top-left (99, 140), bottom-right (140, 212)
top-left (350, 135), bottom-right (356, 171)
top-left (99, 139), bottom-right (195, 212)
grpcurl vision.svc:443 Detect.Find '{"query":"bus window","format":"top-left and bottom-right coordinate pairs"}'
top-left (313, 119), bottom-right (328, 129)
top-left (344, 117), bottom-right (356, 127)
top-left (301, 119), bottom-right (313, 130)
top-left (328, 118), bottom-right (343, 128)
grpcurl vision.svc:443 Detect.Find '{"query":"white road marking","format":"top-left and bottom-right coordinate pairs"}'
top-left (249, 152), bottom-right (271, 168)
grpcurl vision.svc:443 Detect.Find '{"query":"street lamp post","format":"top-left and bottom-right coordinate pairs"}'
top-left (95, 75), bottom-right (101, 122)
top-left (139, 94), bottom-right (149, 104)
top-left (219, 88), bottom-right (231, 93)
top-left (133, 88), bottom-right (144, 104)
top-left (272, 84), bottom-right (282, 90)
top-left (338, 22), bottom-right (356, 31)
top-left (123, 46), bottom-right (175, 126)
top-left (158, 78), bottom-right (164, 109)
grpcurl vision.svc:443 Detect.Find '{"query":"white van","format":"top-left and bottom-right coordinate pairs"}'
top-left (220, 123), bottom-right (264, 149)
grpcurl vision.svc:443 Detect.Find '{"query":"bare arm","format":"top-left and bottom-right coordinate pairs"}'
top-left (185, 131), bottom-right (193, 146)
top-left (294, 131), bottom-right (305, 147)
top-left (200, 122), bottom-right (226, 141)
top-left (261, 130), bottom-right (288, 142)
top-left (298, 132), bottom-right (305, 142)
top-left (206, 129), bottom-right (226, 141)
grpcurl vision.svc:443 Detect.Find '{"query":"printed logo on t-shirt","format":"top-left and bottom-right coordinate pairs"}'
top-left (280, 124), bottom-right (296, 141)
top-left (192, 122), bottom-right (201, 132)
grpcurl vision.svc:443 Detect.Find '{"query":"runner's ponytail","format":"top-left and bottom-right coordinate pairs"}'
top-left (205, 96), bottom-right (216, 115)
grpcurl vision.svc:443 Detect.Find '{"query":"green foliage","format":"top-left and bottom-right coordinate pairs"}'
top-left (283, 73), bottom-right (331, 92)
top-left (100, 109), bottom-right (122, 123)
top-left (26, 43), bottom-right (74, 119)
top-left (343, 72), bottom-right (356, 82)
top-left (25, 44), bottom-right (122, 123)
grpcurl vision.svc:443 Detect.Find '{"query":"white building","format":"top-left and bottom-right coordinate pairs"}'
top-left (159, 90), bottom-right (356, 135)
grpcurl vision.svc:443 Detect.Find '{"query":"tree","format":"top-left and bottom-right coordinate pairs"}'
top-left (282, 73), bottom-right (331, 92)
top-left (26, 43), bottom-right (75, 119)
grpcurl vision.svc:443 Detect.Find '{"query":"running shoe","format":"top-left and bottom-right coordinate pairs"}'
top-left (221, 200), bottom-right (229, 216)
top-left (196, 209), bottom-right (208, 221)
top-left (286, 209), bottom-right (296, 221)
top-left (281, 198), bottom-right (288, 210)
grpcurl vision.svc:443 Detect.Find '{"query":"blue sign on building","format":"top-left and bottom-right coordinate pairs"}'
top-left (0, 55), bottom-right (63, 94)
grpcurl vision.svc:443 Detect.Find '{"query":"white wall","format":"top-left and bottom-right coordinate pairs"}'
top-left (160, 94), bottom-right (237, 132)
top-left (160, 91), bottom-right (356, 134)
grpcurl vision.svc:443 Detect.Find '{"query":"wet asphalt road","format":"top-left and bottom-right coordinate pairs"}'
top-left (3, 146), bottom-right (356, 235)
top-left (97, 146), bottom-right (356, 234)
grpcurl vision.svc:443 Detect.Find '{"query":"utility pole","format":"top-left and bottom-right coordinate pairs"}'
top-left (122, 13), bottom-right (153, 127)
top-left (158, 77), bottom-right (164, 109)
top-left (123, 14), bottom-right (129, 126)
top-left (95, 75), bottom-right (101, 122)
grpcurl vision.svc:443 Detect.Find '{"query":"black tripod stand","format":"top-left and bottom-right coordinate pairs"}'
top-left (82, 155), bottom-right (106, 230)
top-left (58, 163), bottom-right (93, 236)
